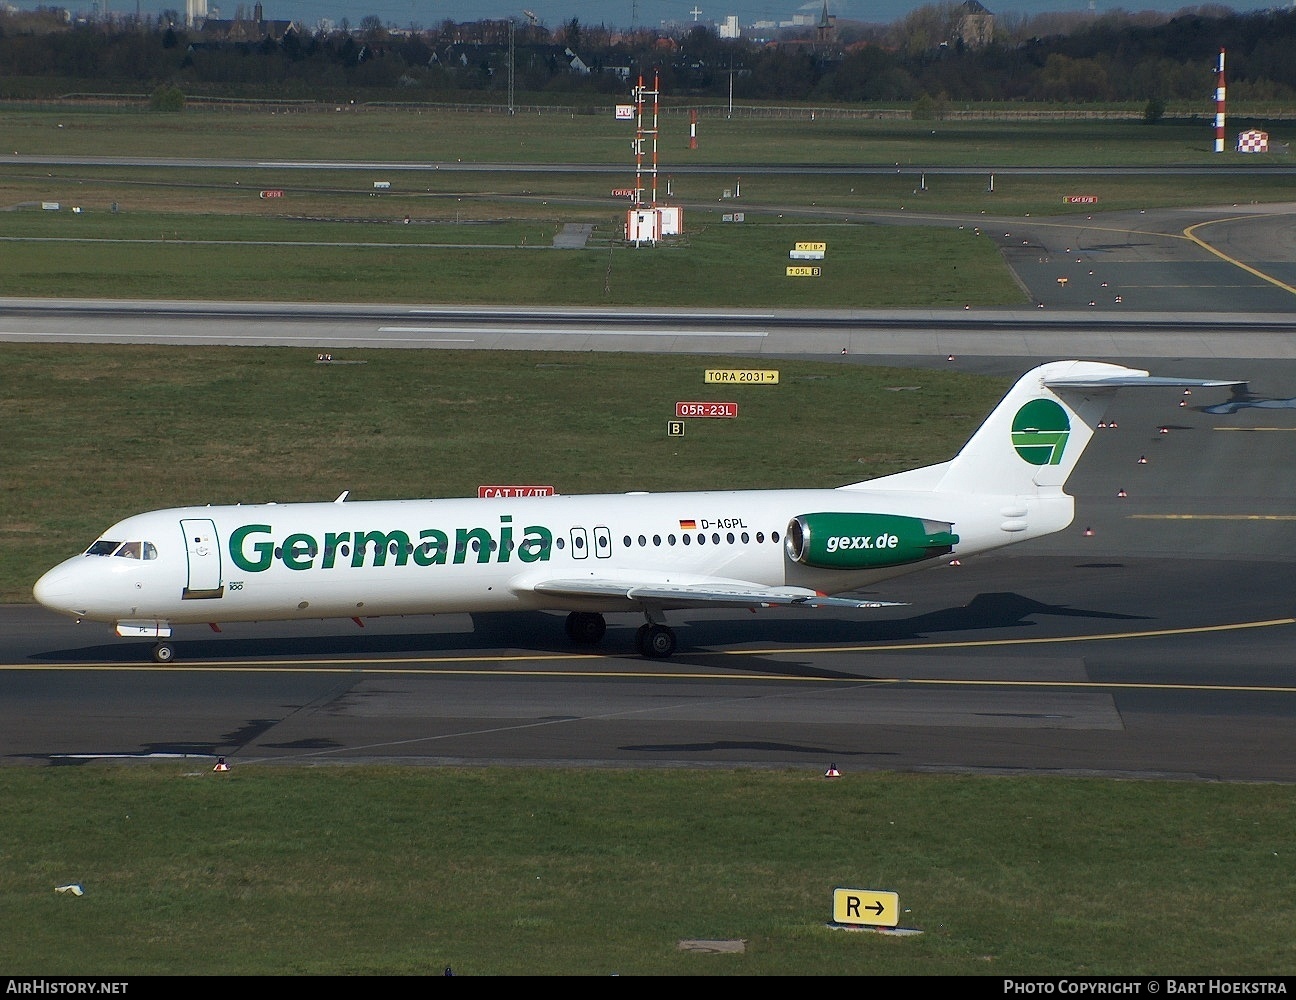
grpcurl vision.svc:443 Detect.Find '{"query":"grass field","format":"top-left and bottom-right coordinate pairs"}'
top-left (3, 765), bottom-right (1294, 976)
top-left (2, 106), bottom-right (1293, 309)
top-left (3, 106), bottom-right (1287, 166)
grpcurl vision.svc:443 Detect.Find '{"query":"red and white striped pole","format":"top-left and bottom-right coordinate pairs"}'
top-left (689, 108), bottom-right (697, 150)
top-left (1214, 48), bottom-right (1226, 153)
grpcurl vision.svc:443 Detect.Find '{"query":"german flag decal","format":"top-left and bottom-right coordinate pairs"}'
top-left (679, 519), bottom-right (697, 530)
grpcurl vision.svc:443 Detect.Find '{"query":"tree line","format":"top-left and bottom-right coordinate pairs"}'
top-left (1, 3), bottom-right (1294, 107)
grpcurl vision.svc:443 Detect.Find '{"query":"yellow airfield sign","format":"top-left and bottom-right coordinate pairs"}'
top-left (786, 265), bottom-right (821, 277)
top-left (795, 241), bottom-right (827, 251)
top-left (832, 887), bottom-right (899, 928)
top-left (704, 369), bottom-right (779, 384)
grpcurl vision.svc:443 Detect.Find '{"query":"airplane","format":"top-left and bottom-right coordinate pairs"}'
top-left (33, 360), bottom-right (1240, 664)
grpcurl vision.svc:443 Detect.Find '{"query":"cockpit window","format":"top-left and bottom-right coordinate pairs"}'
top-left (84, 540), bottom-right (157, 559)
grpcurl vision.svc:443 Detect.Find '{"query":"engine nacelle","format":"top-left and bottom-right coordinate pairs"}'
top-left (785, 512), bottom-right (958, 570)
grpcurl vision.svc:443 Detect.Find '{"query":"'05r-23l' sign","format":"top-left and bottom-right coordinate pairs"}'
top-left (676, 401), bottom-right (738, 418)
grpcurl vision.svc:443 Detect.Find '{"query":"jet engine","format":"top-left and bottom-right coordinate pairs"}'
top-left (785, 512), bottom-right (958, 570)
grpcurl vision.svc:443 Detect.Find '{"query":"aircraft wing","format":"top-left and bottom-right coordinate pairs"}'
top-left (528, 576), bottom-right (904, 610)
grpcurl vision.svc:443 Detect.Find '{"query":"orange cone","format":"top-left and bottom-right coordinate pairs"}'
top-left (825, 764), bottom-right (841, 778)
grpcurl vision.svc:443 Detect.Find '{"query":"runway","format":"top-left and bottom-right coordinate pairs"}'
top-left (4, 201), bottom-right (1296, 777)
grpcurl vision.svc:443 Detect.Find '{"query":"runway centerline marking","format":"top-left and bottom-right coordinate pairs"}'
top-left (376, 326), bottom-right (769, 338)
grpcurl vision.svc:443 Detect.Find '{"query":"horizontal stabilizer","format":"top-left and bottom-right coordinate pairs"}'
top-left (1044, 375), bottom-right (1243, 389)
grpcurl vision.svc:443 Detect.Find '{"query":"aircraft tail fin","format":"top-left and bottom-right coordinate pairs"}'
top-left (849, 360), bottom-right (1240, 498)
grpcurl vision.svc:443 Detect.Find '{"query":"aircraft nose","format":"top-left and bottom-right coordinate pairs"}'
top-left (33, 561), bottom-right (86, 615)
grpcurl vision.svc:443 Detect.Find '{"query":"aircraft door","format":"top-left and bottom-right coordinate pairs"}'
top-left (569, 527), bottom-right (589, 560)
top-left (594, 526), bottom-right (612, 559)
top-left (180, 518), bottom-right (224, 599)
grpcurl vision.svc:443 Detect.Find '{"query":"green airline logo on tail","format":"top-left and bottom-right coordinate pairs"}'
top-left (1012, 398), bottom-right (1070, 465)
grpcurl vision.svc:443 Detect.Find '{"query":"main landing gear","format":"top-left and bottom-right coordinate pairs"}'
top-left (563, 611), bottom-right (677, 659)
top-left (634, 622), bottom-right (676, 659)
top-left (152, 642), bottom-right (175, 663)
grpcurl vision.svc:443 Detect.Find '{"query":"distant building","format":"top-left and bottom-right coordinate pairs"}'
top-left (957, 0), bottom-right (994, 49)
top-left (718, 14), bottom-right (740, 38)
top-left (199, 3), bottom-right (296, 42)
top-left (563, 46), bottom-right (590, 73)
top-left (815, 1), bottom-right (835, 44)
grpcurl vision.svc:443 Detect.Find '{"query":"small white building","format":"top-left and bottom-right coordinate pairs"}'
top-left (625, 208), bottom-right (661, 244)
top-left (625, 206), bottom-right (684, 244)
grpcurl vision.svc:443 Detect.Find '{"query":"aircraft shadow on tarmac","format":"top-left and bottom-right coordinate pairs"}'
top-left (30, 591), bottom-right (1149, 668)
top-left (1202, 388), bottom-right (1296, 414)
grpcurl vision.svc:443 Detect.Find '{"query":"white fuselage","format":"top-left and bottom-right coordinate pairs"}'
top-left (33, 486), bottom-right (1073, 629)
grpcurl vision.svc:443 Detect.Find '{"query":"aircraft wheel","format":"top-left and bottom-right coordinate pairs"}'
top-left (565, 612), bottom-right (606, 644)
top-left (152, 642), bottom-right (175, 664)
top-left (641, 624), bottom-right (676, 659)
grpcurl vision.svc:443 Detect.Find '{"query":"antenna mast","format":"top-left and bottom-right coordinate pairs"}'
top-left (631, 70), bottom-right (660, 208)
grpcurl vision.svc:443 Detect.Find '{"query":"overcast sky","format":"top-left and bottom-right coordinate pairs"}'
top-left (32, 0), bottom-right (1273, 30)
